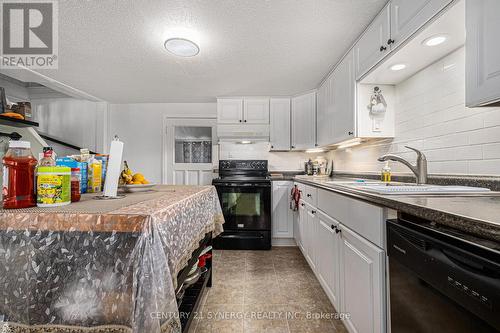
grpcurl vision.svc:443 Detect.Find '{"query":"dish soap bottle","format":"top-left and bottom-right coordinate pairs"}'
top-left (381, 161), bottom-right (391, 182)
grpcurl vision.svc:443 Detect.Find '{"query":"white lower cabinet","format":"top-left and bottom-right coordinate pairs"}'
top-left (339, 224), bottom-right (385, 333)
top-left (296, 199), bottom-right (306, 252)
top-left (316, 210), bottom-right (341, 310)
top-left (293, 182), bottom-right (386, 333)
top-left (272, 181), bottom-right (294, 238)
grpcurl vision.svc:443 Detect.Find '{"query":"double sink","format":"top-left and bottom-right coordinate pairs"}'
top-left (325, 180), bottom-right (492, 195)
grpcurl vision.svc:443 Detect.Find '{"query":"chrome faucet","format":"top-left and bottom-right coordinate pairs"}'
top-left (378, 146), bottom-right (428, 184)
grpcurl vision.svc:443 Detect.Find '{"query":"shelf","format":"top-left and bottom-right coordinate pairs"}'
top-left (0, 115), bottom-right (39, 128)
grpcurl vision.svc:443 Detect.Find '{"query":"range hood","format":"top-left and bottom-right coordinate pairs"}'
top-left (217, 124), bottom-right (270, 143)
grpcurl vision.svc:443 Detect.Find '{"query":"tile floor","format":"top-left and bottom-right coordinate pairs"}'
top-left (188, 247), bottom-right (348, 333)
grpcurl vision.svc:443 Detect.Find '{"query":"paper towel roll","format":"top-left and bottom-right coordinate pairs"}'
top-left (103, 138), bottom-right (124, 197)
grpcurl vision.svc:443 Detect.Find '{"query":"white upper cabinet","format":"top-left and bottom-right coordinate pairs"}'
top-left (291, 91), bottom-right (316, 150)
top-left (354, 4), bottom-right (391, 80)
top-left (270, 98), bottom-right (291, 150)
top-left (217, 98), bottom-right (269, 124)
top-left (466, 0), bottom-right (500, 107)
top-left (332, 50), bottom-right (356, 143)
top-left (316, 74), bottom-right (334, 147)
top-left (390, 0), bottom-right (452, 50)
top-left (317, 50), bottom-right (356, 146)
top-left (340, 224), bottom-right (385, 333)
top-left (243, 98), bottom-right (270, 124)
top-left (217, 98), bottom-right (244, 124)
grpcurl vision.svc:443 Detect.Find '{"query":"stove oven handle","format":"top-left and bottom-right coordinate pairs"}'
top-left (216, 183), bottom-right (270, 188)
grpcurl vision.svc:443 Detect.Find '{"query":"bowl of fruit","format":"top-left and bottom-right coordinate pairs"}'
top-left (119, 161), bottom-right (155, 193)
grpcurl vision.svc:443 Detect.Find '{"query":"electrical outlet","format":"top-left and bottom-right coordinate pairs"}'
top-left (372, 119), bottom-right (382, 132)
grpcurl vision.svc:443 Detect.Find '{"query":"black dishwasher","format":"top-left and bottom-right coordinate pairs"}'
top-left (387, 216), bottom-right (500, 333)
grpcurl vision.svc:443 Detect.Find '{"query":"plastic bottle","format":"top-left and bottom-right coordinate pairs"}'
top-left (381, 161), bottom-right (391, 183)
top-left (2, 141), bottom-right (38, 209)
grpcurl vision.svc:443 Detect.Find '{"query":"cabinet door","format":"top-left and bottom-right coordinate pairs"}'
top-left (332, 51), bottom-right (356, 143)
top-left (291, 92), bottom-right (316, 150)
top-left (317, 211), bottom-right (341, 310)
top-left (272, 181), bottom-right (294, 238)
top-left (243, 98), bottom-right (269, 124)
top-left (297, 201), bottom-right (306, 252)
top-left (305, 205), bottom-right (318, 270)
top-left (466, 0), bottom-right (500, 106)
top-left (340, 225), bottom-right (385, 333)
top-left (217, 99), bottom-right (243, 124)
top-left (316, 74), bottom-right (334, 147)
top-left (390, 0), bottom-right (452, 50)
top-left (270, 98), bottom-right (291, 150)
top-left (354, 4), bottom-right (391, 80)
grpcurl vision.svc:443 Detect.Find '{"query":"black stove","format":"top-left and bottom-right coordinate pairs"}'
top-left (212, 160), bottom-right (271, 250)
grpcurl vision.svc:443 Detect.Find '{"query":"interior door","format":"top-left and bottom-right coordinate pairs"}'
top-left (164, 118), bottom-right (216, 185)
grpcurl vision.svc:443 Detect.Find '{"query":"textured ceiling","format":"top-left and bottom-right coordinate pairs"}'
top-left (35, 0), bottom-right (387, 103)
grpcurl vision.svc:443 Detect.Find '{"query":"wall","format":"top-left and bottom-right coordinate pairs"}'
top-left (108, 103), bottom-right (216, 184)
top-left (32, 98), bottom-right (108, 153)
top-left (219, 142), bottom-right (322, 171)
top-left (0, 77), bottom-right (30, 101)
top-left (329, 47), bottom-right (500, 176)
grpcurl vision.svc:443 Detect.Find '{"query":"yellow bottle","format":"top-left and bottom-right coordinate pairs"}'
top-left (381, 161), bottom-right (391, 183)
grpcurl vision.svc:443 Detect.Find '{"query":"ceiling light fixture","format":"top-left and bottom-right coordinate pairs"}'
top-left (164, 38), bottom-right (199, 57)
top-left (239, 140), bottom-right (252, 144)
top-left (422, 34), bottom-right (448, 47)
top-left (389, 63), bottom-right (407, 71)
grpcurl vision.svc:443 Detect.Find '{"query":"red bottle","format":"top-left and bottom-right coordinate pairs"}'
top-left (2, 141), bottom-right (37, 209)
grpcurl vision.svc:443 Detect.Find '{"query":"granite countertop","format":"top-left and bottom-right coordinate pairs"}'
top-left (293, 175), bottom-right (500, 243)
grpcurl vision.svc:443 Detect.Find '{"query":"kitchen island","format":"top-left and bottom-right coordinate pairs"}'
top-left (0, 185), bottom-right (223, 333)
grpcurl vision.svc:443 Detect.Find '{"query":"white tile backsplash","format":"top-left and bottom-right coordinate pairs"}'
top-left (329, 47), bottom-right (500, 176)
top-left (219, 142), bottom-right (322, 171)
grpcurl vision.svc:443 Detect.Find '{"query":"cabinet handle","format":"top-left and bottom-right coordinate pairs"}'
top-left (311, 210), bottom-right (316, 214)
top-left (301, 203), bottom-right (305, 207)
top-left (331, 224), bottom-right (335, 230)
top-left (244, 119), bottom-right (247, 122)
top-left (380, 46), bottom-right (387, 52)
top-left (387, 38), bottom-right (395, 45)
top-left (291, 145), bottom-right (295, 149)
top-left (335, 226), bottom-right (341, 234)
top-left (271, 145), bottom-right (274, 149)
top-left (239, 119), bottom-right (242, 122)
top-left (348, 131), bottom-right (354, 135)
top-left (306, 194), bottom-right (312, 198)
top-left (315, 143), bottom-right (318, 147)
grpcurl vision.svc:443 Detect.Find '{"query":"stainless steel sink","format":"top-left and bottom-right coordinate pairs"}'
top-left (339, 182), bottom-right (491, 195)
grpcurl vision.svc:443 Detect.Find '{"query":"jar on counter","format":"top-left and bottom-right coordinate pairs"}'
top-left (2, 140), bottom-right (38, 209)
top-left (36, 166), bottom-right (71, 207)
top-left (71, 167), bottom-right (81, 202)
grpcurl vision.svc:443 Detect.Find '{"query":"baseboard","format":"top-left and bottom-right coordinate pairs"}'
top-left (271, 238), bottom-right (297, 246)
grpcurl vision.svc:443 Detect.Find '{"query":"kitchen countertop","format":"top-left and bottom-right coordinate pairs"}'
top-left (293, 175), bottom-right (500, 243)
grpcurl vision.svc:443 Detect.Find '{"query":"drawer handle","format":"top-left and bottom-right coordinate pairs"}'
top-left (380, 45), bottom-right (387, 52)
top-left (335, 226), bottom-right (341, 234)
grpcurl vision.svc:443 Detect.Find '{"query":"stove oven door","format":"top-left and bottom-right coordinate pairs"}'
top-left (215, 182), bottom-right (271, 231)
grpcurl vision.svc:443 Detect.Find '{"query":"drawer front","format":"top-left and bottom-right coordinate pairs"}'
top-left (303, 184), bottom-right (318, 206)
top-left (317, 189), bottom-right (385, 248)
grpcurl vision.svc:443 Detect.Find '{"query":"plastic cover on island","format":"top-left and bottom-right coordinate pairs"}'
top-left (0, 185), bottom-right (224, 333)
